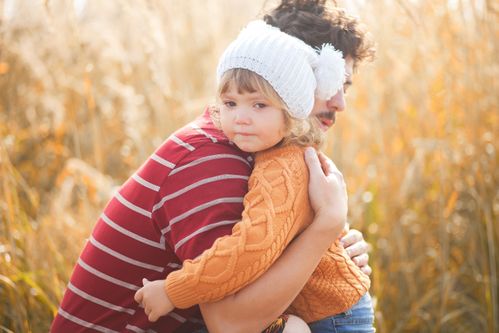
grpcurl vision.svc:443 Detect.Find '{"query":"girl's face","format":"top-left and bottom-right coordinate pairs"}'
top-left (219, 85), bottom-right (287, 153)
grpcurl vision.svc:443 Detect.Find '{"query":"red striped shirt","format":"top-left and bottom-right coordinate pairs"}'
top-left (51, 109), bottom-right (253, 333)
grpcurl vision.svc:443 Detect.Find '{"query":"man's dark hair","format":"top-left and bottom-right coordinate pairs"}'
top-left (263, 0), bottom-right (375, 67)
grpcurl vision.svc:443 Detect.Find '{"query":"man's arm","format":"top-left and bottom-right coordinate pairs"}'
top-left (137, 139), bottom-right (254, 322)
top-left (200, 215), bottom-right (341, 333)
top-left (201, 148), bottom-right (350, 333)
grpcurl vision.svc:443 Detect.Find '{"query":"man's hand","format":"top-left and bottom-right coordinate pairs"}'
top-left (310, 151), bottom-right (372, 276)
top-left (341, 228), bottom-right (372, 275)
top-left (134, 278), bottom-right (174, 322)
top-left (304, 147), bottom-right (347, 239)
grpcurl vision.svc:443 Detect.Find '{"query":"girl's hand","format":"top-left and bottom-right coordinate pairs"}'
top-left (134, 278), bottom-right (174, 322)
top-left (304, 147), bottom-right (347, 238)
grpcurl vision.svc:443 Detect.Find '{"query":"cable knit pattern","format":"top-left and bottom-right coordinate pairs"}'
top-left (165, 145), bottom-right (370, 322)
top-left (165, 145), bottom-right (312, 308)
top-left (287, 240), bottom-right (370, 322)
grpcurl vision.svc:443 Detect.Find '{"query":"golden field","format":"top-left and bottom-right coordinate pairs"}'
top-left (0, 0), bottom-right (497, 332)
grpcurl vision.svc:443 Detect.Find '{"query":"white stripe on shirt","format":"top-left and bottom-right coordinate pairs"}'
top-left (171, 135), bottom-right (195, 151)
top-left (115, 192), bottom-right (152, 218)
top-left (67, 282), bottom-right (135, 315)
top-left (174, 219), bottom-right (239, 252)
top-left (100, 213), bottom-right (164, 249)
top-left (89, 236), bottom-right (164, 272)
top-left (168, 312), bottom-right (187, 323)
top-left (125, 325), bottom-right (158, 333)
top-left (170, 154), bottom-right (250, 176)
top-left (191, 124), bottom-right (217, 143)
top-left (78, 258), bottom-right (140, 291)
top-left (132, 174), bottom-right (160, 192)
top-left (162, 197), bottom-right (243, 234)
top-left (167, 262), bottom-right (182, 269)
top-left (151, 153), bottom-right (175, 169)
top-left (152, 174), bottom-right (249, 212)
top-left (58, 307), bottom-right (120, 333)
top-left (159, 235), bottom-right (166, 250)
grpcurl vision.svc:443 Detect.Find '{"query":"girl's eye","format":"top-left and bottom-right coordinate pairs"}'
top-left (254, 103), bottom-right (267, 109)
top-left (224, 101), bottom-right (236, 108)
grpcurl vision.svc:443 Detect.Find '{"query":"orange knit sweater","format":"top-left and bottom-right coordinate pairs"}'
top-left (165, 145), bottom-right (370, 323)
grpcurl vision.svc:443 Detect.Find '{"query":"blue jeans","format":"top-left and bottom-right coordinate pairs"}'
top-left (308, 293), bottom-right (375, 333)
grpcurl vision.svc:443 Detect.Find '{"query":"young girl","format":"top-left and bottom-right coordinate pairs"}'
top-left (135, 20), bottom-right (373, 332)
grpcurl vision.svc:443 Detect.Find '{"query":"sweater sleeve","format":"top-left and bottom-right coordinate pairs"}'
top-left (165, 146), bottom-right (313, 309)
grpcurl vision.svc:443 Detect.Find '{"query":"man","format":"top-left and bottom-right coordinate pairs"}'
top-left (50, 1), bottom-right (375, 332)
top-left (197, 3), bottom-right (376, 332)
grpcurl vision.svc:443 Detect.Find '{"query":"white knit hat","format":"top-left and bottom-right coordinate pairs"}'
top-left (216, 20), bottom-right (345, 119)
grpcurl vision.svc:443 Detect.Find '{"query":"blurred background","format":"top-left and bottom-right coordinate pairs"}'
top-left (0, 0), bottom-right (497, 332)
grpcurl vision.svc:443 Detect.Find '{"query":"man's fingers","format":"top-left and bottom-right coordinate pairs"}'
top-left (318, 151), bottom-right (342, 176)
top-left (318, 153), bottom-right (345, 187)
top-left (318, 151), bottom-right (339, 175)
top-left (340, 229), bottom-right (362, 248)
top-left (340, 228), bottom-right (372, 273)
top-left (361, 264), bottom-right (372, 276)
top-left (346, 241), bottom-right (370, 259)
top-left (317, 151), bottom-right (330, 175)
top-left (305, 149), bottom-right (345, 186)
top-left (304, 147), bottom-right (323, 176)
top-left (352, 253), bottom-right (369, 267)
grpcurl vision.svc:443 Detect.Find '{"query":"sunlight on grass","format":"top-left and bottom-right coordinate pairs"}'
top-left (0, 0), bottom-right (497, 332)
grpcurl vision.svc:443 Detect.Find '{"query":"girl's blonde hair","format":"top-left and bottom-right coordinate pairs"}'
top-left (213, 68), bottom-right (325, 149)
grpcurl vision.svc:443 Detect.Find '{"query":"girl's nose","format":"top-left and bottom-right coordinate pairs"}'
top-left (234, 109), bottom-right (251, 125)
top-left (326, 89), bottom-right (346, 112)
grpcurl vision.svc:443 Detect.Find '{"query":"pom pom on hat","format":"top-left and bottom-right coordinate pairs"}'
top-left (314, 44), bottom-right (346, 100)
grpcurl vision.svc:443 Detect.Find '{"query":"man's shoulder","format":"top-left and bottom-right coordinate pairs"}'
top-left (156, 110), bottom-right (248, 164)
top-left (177, 108), bottom-right (230, 146)
top-left (146, 110), bottom-right (252, 191)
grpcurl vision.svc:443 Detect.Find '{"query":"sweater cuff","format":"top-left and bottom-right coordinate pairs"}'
top-left (165, 273), bottom-right (198, 309)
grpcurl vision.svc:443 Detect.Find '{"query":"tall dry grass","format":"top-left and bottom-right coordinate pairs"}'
top-left (334, 1), bottom-right (498, 332)
top-left (0, 0), bottom-right (497, 332)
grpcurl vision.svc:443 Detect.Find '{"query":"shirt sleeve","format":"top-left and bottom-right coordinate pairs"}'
top-left (164, 148), bottom-right (313, 309)
top-left (153, 141), bottom-right (252, 261)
